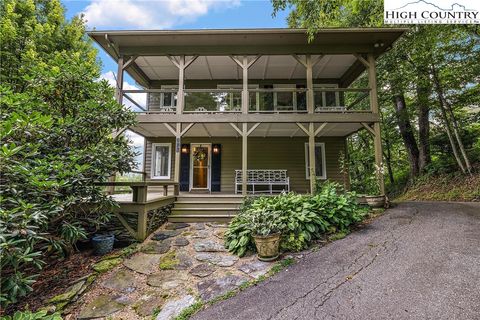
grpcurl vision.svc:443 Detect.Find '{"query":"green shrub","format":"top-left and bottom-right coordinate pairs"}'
top-left (1, 310), bottom-right (62, 320)
top-left (0, 1), bottom-right (136, 307)
top-left (225, 182), bottom-right (367, 256)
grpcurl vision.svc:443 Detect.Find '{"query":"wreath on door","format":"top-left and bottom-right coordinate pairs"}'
top-left (193, 149), bottom-right (207, 161)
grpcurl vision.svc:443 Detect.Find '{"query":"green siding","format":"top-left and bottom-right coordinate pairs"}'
top-left (145, 137), bottom-right (347, 193)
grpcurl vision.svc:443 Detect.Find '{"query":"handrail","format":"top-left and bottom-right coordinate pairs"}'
top-left (249, 88), bottom-right (307, 93)
top-left (312, 88), bottom-right (370, 92)
top-left (122, 89), bottom-right (178, 93)
top-left (95, 181), bottom-right (178, 187)
top-left (184, 88), bottom-right (242, 93)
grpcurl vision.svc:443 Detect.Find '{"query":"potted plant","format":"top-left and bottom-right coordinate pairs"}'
top-left (249, 209), bottom-right (283, 261)
top-left (364, 165), bottom-right (386, 208)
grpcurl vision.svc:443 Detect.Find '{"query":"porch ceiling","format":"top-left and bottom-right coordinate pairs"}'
top-left (88, 28), bottom-right (406, 87)
top-left (135, 54), bottom-right (357, 81)
top-left (131, 122), bottom-right (365, 138)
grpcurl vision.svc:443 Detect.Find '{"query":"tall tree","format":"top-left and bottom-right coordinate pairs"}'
top-left (271, 0), bottom-right (479, 185)
top-left (0, 0), bottom-right (136, 307)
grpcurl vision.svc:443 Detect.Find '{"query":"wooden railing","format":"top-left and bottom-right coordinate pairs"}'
top-left (95, 181), bottom-right (179, 240)
top-left (314, 88), bottom-right (370, 112)
top-left (123, 87), bottom-right (372, 114)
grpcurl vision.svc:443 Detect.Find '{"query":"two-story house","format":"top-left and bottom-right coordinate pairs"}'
top-left (89, 28), bottom-right (405, 223)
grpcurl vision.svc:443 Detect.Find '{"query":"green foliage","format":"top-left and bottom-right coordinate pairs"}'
top-left (225, 182), bottom-right (367, 256)
top-left (0, 310), bottom-right (62, 320)
top-left (272, 0), bottom-right (479, 194)
top-left (0, 0), bottom-right (136, 307)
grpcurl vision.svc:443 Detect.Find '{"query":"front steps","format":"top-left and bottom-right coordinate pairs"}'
top-left (168, 194), bottom-right (243, 222)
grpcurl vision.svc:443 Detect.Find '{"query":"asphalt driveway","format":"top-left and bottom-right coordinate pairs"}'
top-left (193, 202), bottom-right (480, 320)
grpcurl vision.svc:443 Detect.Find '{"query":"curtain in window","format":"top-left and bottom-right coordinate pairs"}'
top-left (154, 145), bottom-right (169, 177)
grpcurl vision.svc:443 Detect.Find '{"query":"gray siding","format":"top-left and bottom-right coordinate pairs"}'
top-left (145, 137), bottom-right (347, 193)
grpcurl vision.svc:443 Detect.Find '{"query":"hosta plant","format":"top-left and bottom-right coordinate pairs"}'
top-left (225, 182), bottom-right (368, 256)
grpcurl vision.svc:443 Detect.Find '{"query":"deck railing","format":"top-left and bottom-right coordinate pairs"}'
top-left (248, 88), bottom-right (308, 113)
top-left (184, 89), bottom-right (242, 113)
top-left (314, 88), bottom-right (371, 112)
top-left (123, 87), bottom-right (371, 114)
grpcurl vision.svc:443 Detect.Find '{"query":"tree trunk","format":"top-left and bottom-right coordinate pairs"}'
top-left (431, 66), bottom-right (468, 173)
top-left (393, 94), bottom-right (420, 178)
top-left (416, 80), bottom-right (431, 172)
top-left (381, 112), bottom-right (395, 184)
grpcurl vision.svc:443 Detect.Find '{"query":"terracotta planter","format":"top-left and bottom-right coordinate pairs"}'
top-left (365, 195), bottom-right (385, 208)
top-left (253, 233), bottom-right (281, 262)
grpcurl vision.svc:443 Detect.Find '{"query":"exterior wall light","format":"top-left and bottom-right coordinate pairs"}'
top-left (213, 146), bottom-right (219, 154)
top-left (181, 146), bottom-right (189, 153)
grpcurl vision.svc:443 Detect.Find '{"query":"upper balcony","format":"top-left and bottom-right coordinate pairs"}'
top-left (88, 28), bottom-right (406, 125)
top-left (123, 87), bottom-right (371, 114)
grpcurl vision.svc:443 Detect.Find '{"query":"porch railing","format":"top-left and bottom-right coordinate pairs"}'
top-left (248, 88), bottom-right (308, 113)
top-left (123, 87), bottom-right (371, 114)
top-left (314, 88), bottom-right (370, 112)
top-left (184, 89), bottom-right (242, 113)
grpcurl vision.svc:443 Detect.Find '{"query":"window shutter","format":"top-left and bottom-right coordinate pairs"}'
top-left (211, 144), bottom-right (221, 192)
top-left (179, 144), bottom-right (190, 191)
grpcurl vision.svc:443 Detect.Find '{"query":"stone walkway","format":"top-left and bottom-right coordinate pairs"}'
top-left (71, 222), bottom-right (274, 320)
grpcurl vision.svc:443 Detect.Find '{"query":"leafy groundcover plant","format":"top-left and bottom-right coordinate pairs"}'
top-left (225, 182), bottom-right (368, 256)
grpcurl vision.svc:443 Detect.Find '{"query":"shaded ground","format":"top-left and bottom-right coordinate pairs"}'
top-left (4, 248), bottom-right (103, 315)
top-left (193, 202), bottom-right (480, 320)
top-left (398, 172), bottom-right (480, 202)
top-left (68, 222), bottom-right (275, 319)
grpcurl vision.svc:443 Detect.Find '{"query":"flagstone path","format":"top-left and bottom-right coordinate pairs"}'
top-left (69, 222), bottom-right (274, 320)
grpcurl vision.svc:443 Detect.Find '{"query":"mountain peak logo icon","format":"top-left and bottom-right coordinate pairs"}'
top-left (392, 0), bottom-right (475, 11)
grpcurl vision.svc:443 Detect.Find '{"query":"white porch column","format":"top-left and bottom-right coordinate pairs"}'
top-left (306, 54), bottom-right (314, 114)
top-left (242, 123), bottom-right (248, 196)
top-left (115, 56), bottom-right (124, 104)
top-left (107, 56), bottom-right (126, 194)
top-left (174, 123), bottom-right (181, 195)
top-left (308, 122), bottom-right (316, 194)
top-left (367, 53), bottom-right (385, 195)
top-left (230, 55), bottom-right (260, 196)
top-left (177, 55), bottom-right (185, 115)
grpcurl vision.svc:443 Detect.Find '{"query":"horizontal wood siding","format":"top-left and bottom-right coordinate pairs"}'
top-left (145, 137), bottom-right (347, 193)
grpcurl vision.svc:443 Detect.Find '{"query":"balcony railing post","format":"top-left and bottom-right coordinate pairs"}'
top-left (177, 55), bottom-right (185, 115)
top-left (242, 56), bottom-right (249, 114)
top-left (306, 54), bottom-right (314, 114)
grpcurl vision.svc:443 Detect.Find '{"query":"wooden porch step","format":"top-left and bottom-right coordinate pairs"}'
top-left (168, 194), bottom-right (243, 222)
top-left (168, 215), bottom-right (234, 223)
top-left (171, 208), bottom-right (239, 215)
top-left (173, 202), bottom-right (241, 209)
top-left (175, 196), bottom-right (243, 203)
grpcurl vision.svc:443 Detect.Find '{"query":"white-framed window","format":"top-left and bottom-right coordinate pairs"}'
top-left (304, 142), bottom-right (327, 179)
top-left (151, 143), bottom-right (172, 179)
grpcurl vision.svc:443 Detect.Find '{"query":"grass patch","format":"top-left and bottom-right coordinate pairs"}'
top-left (397, 172), bottom-right (480, 202)
top-left (328, 230), bottom-right (349, 241)
top-left (172, 257), bottom-right (295, 320)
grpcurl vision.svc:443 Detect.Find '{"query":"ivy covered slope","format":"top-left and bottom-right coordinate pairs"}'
top-left (0, 0), bottom-right (136, 307)
top-left (225, 182), bottom-right (368, 256)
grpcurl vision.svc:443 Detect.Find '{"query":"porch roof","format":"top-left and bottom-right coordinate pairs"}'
top-left (88, 28), bottom-right (406, 87)
top-left (132, 122), bottom-right (367, 138)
